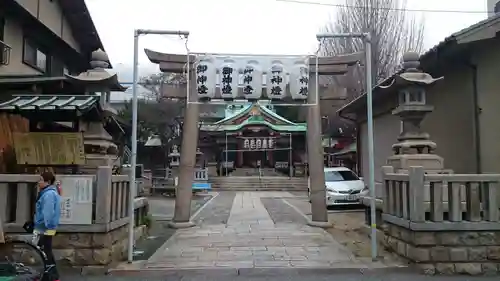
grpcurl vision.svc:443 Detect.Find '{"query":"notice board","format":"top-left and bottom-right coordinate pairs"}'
top-left (58, 175), bottom-right (94, 225)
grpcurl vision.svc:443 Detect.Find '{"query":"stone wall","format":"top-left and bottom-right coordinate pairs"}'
top-left (383, 223), bottom-right (500, 275)
top-left (52, 225), bottom-right (147, 266)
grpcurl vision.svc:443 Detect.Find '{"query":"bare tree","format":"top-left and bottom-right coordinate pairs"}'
top-left (321, 0), bottom-right (425, 87)
top-left (139, 72), bottom-right (187, 100)
top-left (319, 0), bottom-right (425, 139)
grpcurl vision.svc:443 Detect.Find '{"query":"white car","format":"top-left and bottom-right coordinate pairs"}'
top-left (308, 167), bottom-right (368, 206)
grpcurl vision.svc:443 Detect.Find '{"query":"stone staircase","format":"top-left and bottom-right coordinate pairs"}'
top-left (230, 168), bottom-right (285, 177)
top-left (210, 176), bottom-right (308, 191)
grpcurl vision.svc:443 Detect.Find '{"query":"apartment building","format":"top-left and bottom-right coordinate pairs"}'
top-left (0, 0), bottom-right (105, 76)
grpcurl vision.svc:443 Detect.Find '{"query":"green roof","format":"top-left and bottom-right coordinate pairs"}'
top-left (0, 95), bottom-right (99, 111)
top-left (201, 103), bottom-right (306, 132)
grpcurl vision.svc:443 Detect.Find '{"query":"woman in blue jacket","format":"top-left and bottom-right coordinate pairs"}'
top-left (34, 172), bottom-right (61, 281)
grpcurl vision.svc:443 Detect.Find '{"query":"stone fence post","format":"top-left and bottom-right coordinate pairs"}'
top-left (94, 166), bottom-right (112, 224)
top-left (408, 166), bottom-right (426, 222)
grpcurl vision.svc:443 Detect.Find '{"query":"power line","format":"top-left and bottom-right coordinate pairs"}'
top-left (276, 0), bottom-right (489, 14)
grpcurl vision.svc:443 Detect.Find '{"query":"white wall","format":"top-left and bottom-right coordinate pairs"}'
top-left (360, 114), bottom-right (401, 186)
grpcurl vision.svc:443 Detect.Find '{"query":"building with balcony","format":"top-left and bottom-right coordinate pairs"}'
top-left (0, 0), bottom-right (129, 174)
top-left (0, 0), bottom-right (106, 76)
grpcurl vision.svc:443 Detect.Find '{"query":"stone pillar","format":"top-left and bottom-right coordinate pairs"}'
top-left (169, 70), bottom-right (198, 228)
top-left (307, 71), bottom-right (329, 226)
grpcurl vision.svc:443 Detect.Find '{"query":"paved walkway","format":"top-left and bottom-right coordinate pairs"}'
top-left (138, 191), bottom-right (381, 270)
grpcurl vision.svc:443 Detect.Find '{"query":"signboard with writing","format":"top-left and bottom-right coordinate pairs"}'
top-left (58, 175), bottom-right (93, 225)
top-left (13, 133), bottom-right (85, 165)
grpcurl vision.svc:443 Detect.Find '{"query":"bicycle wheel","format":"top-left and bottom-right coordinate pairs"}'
top-left (0, 239), bottom-right (47, 277)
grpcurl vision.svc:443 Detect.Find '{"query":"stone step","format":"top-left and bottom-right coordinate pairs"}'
top-left (210, 181), bottom-right (307, 186)
top-left (230, 168), bottom-right (286, 177)
top-left (212, 186), bottom-right (307, 191)
top-left (209, 176), bottom-right (308, 190)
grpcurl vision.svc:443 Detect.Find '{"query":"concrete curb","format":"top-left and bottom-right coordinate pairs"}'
top-left (107, 266), bottom-right (416, 277)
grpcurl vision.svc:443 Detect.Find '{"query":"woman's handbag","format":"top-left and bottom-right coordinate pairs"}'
top-left (22, 222), bottom-right (34, 234)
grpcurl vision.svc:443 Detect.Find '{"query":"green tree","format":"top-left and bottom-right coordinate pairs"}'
top-left (274, 106), bottom-right (302, 122)
top-left (118, 72), bottom-right (186, 151)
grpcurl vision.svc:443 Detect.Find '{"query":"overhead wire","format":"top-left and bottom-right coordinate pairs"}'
top-left (275, 0), bottom-right (490, 14)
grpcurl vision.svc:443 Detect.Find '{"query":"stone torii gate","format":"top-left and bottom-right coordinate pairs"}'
top-left (144, 49), bottom-right (362, 228)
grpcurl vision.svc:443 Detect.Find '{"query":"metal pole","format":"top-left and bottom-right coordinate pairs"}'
top-left (225, 133), bottom-right (228, 176)
top-left (136, 29), bottom-right (189, 36)
top-left (316, 31), bottom-right (377, 260)
top-left (289, 133), bottom-right (293, 177)
top-left (127, 30), bottom-right (139, 263)
top-left (364, 33), bottom-right (377, 261)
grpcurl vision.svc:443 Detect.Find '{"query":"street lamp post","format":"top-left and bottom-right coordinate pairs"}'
top-left (316, 32), bottom-right (376, 261)
top-left (130, 29), bottom-right (190, 263)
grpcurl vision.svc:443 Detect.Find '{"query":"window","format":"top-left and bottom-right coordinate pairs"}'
top-left (0, 16), bottom-right (4, 41)
top-left (0, 15), bottom-right (5, 64)
top-left (50, 56), bottom-right (65, 76)
top-left (324, 170), bottom-right (359, 182)
top-left (23, 39), bottom-right (47, 72)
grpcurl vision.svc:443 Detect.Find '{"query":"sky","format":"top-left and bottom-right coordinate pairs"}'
top-left (84, 0), bottom-right (488, 83)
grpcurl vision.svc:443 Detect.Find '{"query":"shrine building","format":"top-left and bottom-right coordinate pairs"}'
top-left (199, 102), bottom-right (307, 174)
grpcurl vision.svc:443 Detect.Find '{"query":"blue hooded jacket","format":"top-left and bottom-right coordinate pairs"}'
top-left (34, 186), bottom-right (61, 232)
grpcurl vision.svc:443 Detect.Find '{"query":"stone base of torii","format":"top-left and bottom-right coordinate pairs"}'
top-left (144, 49), bottom-right (362, 228)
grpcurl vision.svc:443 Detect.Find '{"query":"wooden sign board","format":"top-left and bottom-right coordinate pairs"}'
top-left (13, 132), bottom-right (85, 165)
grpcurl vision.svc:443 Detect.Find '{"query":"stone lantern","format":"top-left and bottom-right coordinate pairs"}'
top-left (169, 145), bottom-right (180, 167)
top-left (66, 49), bottom-right (127, 172)
top-left (386, 52), bottom-right (444, 173)
top-left (195, 148), bottom-right (204, 168)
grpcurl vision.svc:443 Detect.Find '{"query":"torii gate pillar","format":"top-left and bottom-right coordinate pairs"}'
top-left (307, 55), bottom-right (359, 227)
top-left (145, 50), bottom-right (198, 228)
top-left (306, 70), bottom-right (329, 226)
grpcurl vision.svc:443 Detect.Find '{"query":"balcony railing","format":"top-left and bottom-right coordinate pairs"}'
top-left (0, 40), bottom-right (11, 65)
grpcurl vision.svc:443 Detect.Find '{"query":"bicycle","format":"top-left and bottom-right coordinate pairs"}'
top-left (0, 235), bottom-right (52, 281)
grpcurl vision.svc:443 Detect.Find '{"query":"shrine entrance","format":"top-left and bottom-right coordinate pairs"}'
top-left (242, 150), bottom-right (270, 168)
top-left (237, 123), bottom-right (280, 167)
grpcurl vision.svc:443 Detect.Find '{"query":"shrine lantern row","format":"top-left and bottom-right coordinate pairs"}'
top-left (194, 56), bottom-right (310, 101)
top-left (242, 137), bottom-right (275, 150)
